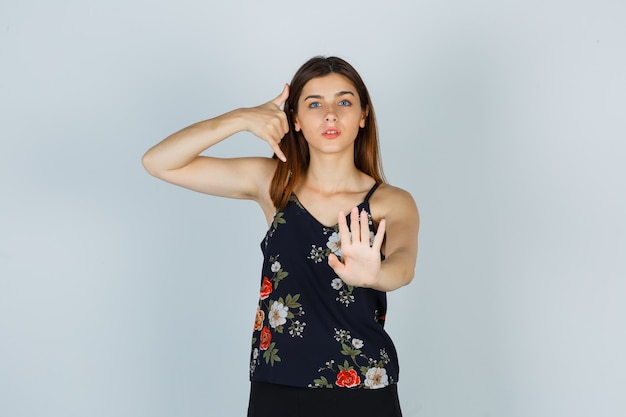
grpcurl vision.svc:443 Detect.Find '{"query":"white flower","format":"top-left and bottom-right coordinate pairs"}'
top-left (364, 367), bottom-right (389, 389)
top-left (252, 348), bottom-right (259, 360)
top-left (337, 291), bottom-right (355, 306)
top-left (326, 232), bottom-right (342, 256)
top-left (334, 328), bottom-right (351, 342)
top-left (308, 245), bottom-right (325, 263)
top-left (331, 278), bottom-right (343, 290)
top-left (271, 261), bottom-right (281, 272)
top-left (288, 320), bottom-right (306, 337)
top-left (380, 348), bottom-right (390, 364)
top-left (268, 301), bottom-right (288, 328)
top-left (352, 338), bottom-right (364, 349)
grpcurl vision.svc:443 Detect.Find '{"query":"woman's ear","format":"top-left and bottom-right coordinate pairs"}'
top-left (360, 105), bottom-right (369, 128)
top-left (292, 111), bottom-right (301, 132)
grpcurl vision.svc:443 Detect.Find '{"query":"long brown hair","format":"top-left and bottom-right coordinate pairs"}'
top-left (269, 56), bottom-right (386, 210)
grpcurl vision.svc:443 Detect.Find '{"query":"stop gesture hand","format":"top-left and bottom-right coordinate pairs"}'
top-left (328, 207), bottom-right (386, 288)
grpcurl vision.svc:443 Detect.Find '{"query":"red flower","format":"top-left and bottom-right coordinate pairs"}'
top-left (260, 277), bottom-right (272, 300)
top-left (335, 368), bottom-right (361, 388)
top-left (259, 326), bottom-right (272, 351)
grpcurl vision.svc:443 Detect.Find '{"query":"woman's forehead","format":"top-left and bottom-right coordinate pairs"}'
top-left (299, 73), bottom-right (357, 98)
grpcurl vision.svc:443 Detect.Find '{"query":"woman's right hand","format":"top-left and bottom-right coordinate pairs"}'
top-left (241, 84), bottom-right (290, 162)
top-left (142, 84), bottom-right (292, 215)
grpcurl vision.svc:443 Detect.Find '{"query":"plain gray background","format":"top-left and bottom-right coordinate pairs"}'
top-left (1, 0), bottom-right (625, 416)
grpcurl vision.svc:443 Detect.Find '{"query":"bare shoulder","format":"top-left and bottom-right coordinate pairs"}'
top-left (371, 183), bottom-right (419, 264)
top-left (370, 183), bottom-right (419, 223)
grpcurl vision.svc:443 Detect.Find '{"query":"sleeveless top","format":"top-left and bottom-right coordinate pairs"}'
top-left (249, 183), bottom-right (399, 389)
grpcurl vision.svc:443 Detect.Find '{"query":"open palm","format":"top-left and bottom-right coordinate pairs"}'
top-left (328, 207), bottom-right (386, 288)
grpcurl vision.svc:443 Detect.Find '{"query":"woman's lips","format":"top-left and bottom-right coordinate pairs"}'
top-left (322, 128), bottom-right (341, 139)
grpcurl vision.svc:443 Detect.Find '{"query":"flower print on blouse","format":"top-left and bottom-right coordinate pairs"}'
top-left (310, 328), bottom-right (394, 389)
top-left (250, 255), bottom-right (306, 370)
top-left (250, 183), bottom-right (400, 389)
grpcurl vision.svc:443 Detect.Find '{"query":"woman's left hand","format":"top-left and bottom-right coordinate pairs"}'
top-left (328, 207), bottom-right (386, 288)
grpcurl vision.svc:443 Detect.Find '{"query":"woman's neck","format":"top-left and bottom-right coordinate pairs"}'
top-left (302, 154), bottom-right (368, 194)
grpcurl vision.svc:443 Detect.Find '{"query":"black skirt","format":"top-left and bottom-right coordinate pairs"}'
top-left (247, 381), bottom-right (403, 417)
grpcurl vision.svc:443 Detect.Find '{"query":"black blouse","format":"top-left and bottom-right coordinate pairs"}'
top-left (249, 183), bottom-right (399, 389)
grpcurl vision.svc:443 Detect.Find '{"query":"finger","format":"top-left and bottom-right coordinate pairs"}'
top-left (270, 118), bottom-right (288, 161)
top-left (271, 83), bottom-right (290, 108)
top-left (269, 92), bottom-right (289, 136)
top-left (337, 210), bottom-right (351, 246)
top-left (272, 141), bottom-right (287, 162)
top-left (371, 218), bottom-right (386, 250)
top-left (327, 253), bottom-right (344, 274)
top-left (278, 111), bottom-right (290, 135)
top-left (271, 117), bottom-right (287, 139)
top-left (359, 209), bottom-right (370, 244)
top-left (349, 207), bottom-right (360, 241)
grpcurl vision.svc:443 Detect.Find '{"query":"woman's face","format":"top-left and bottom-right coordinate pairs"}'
top-left (293, 73), bottom-right (368, 155)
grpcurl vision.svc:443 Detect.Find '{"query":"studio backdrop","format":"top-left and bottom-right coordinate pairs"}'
top-left (1, 1), bottom-right (625, 416)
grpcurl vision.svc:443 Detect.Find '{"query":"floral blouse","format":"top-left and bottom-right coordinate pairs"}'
top-left (249, 183), bottom-right (400, 389)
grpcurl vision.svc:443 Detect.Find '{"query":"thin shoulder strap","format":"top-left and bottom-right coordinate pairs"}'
top-left (363, 182), bottom-right (381, 203)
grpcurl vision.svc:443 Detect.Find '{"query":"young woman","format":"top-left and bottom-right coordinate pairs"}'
top-left (142, 56), bottom-right (419, 416)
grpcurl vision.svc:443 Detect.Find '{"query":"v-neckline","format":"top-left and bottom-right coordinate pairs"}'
top-left (291, 183), bottom-right (380, 230)
top-left (289, 190), bottom-right (374, 229)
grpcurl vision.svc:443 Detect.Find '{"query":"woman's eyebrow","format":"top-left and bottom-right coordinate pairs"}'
top-left (303, 91), bottom-right (356, 101)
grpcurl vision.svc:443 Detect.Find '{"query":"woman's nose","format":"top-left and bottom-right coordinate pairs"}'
top-left (324, 111), bottom-right (337, 122)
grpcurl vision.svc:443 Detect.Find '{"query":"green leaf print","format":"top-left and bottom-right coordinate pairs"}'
top-left (288, 194), bottom-right (304, 210)
top-left (284, 293), bottom-right (301, 309)
top-left (272, 212), bottom-right (286, 228)
top-left (271, 266), bottom-right (288, 289)
top-left (340, 343), bottom-right (362, 360)
top-left (338, 359), bottom-right (352, 372)
top-left (263, 342), bottom-right (281, 366)
top-left (312, 376), bottom-right (333, 388)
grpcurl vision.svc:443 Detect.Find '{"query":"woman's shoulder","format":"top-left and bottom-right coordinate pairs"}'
top-left (370, 182), bottom-right (418, 220)
top-left (373, 182), bottom-right (415, 203)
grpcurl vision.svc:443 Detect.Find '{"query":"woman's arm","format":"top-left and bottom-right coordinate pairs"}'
top-left (141, 85), bottom-right (290, 203)
top-left (328, 185), bottom-right (419, 292)
top-left (373, 186), bottom-right (419, 291)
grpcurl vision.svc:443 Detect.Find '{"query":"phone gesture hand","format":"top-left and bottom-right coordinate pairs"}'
top-left (243, 84), bottom-right (290, 161)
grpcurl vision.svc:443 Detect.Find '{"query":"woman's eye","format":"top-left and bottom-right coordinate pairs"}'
top-left (308, 102), bottom-right (321, 108)
top-left (339, 100), bottom-right (351, 106)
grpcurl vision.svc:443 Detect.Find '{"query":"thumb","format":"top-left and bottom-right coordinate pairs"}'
top-left (328, 253), bottom-right (344, 274)
top-left (271, 83), bottom-right (289, 108)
